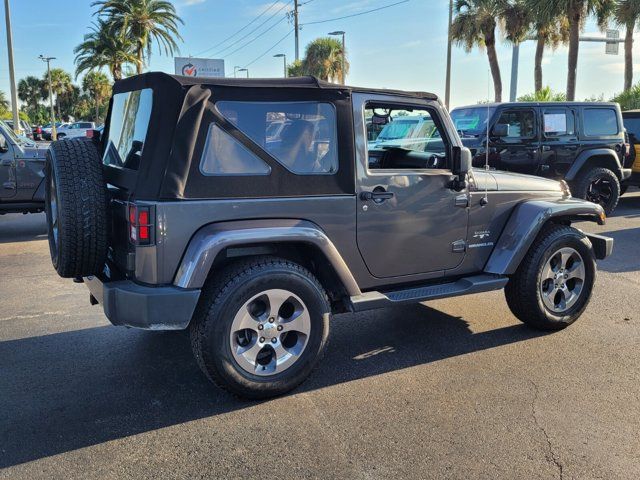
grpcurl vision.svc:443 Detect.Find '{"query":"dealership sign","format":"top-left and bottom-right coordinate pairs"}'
top-left (174, 57), bottom-right (225, 78)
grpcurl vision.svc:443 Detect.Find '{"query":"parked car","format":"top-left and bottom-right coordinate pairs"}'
top-left (56, 121), bottom-right (97, 140)
top-left (32, 125), bottom-right (44, 141)
top-left (620, 110), bottom-right (640, 194)
top-left (42, 122), bottom-right (67, 141)
top-left (0, 120), bottom-right (47, 214)
top-left (85, 125), bottom-right (104, 139)
top-left (450, 102), bottom-right (633, 214)
top-left (45, 73), bottom-right (612, 399)
top-left (4, 119), bottom-right (33, 139)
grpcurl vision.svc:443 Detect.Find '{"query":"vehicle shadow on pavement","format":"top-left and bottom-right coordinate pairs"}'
top-left (0, 304), bottom-right (545, 468)
top-left (613, 194), bottom-right (640, 219)
top-left (0, 213), bottom-right (47, 244)
top-left (595, 227), bottom-right (640, 273)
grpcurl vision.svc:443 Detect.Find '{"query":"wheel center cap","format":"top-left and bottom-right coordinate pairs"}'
top-left (261, 322), bottom-right (279, 341)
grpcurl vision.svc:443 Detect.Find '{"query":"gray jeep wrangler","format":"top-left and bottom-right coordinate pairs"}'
top-left (45, 73), bottom-right (613, 399)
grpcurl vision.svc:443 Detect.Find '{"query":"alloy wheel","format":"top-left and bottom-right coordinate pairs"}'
top-left (229, 289), bottom-right (311, 376)
top-left (539, 247), bottom-right (586, 313)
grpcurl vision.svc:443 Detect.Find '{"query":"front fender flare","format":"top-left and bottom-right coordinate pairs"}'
top-left (173, 219), bottom-right (361, 296)
top-left (484, 199), bottom-right (605, 275)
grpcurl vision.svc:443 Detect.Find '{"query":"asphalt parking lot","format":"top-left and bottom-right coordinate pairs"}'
top-left (1, 193), bottom-right (639, 479)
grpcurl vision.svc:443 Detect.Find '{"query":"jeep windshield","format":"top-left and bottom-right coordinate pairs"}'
top-left (450, 106), bottom-right (495, 137)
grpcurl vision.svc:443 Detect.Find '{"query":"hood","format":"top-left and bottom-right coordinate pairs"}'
top-left (489, 170), bottom-right (564, 193)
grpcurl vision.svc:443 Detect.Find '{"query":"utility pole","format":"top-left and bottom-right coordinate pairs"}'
top-left (4, 0), bottom-right (20, 134)
top-left (444, 0), bottom-right (453, 110)
top-left (509, 44), bottom-right (520, 102)
top-left (39, 55), bottom-right (57, 141)
top-left (294, 0), bottom-right (300, 61)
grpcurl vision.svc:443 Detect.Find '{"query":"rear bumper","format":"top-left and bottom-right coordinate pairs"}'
top-left (85, 276), bottom-right (201, 330)
top-left (621, 168), bottom-right (632, 181)
top-left (622, 171), bottom-right (640, 186)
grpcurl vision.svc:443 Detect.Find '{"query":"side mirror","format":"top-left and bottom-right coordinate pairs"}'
top-left (452, 146), bottom-right (472, 191)
top-left (0, 135), bottom-right (8, 153)
top-left (492, 123), bottom-right (509, 137)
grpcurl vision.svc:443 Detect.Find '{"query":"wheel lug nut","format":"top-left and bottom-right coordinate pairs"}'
top-left (259, 337), bottom-right (265, 343)
top-left (277, 325), bottom-right (283, 331)
top-left (269, 317), bottom-right (275, 323)
top-left (258, 324), bottom-right (264, 330)
top-left (271, 337), bottom-right (277, 343)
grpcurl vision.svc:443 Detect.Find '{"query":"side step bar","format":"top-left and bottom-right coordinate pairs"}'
top-left (349, 274), bottom-right (509, 312)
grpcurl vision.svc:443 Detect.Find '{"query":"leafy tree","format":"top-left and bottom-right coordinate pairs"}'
top-left (517, 86), bottom-right (567, 101)
top-left (75, 19), bottom-right (140, 80)
top-left (287, 59), bottom-right (304, 77)
top-left (0, 91), bottom-right (9, 116)
top-left (82, 71), bottom-right (112, 122)
top-left (531, 0), bottom-right (614, 100)
top-left (93, 0), bottom-right (183, 74)
top-left (41, 68), bottom-right (74, 119)
top-left (612, 82), bottom-right (640, 109)
top-left (451, 0), bottom-right (512, 102)
top-left (300, 37), bottom-right (349, 82)
top-left (18, 76), bottom-right (43, 116)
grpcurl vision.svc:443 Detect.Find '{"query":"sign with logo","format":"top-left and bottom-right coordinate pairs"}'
top-left (605, 30), bottom-right (620, 55)
top-left (174, 57), bottom-right (225, 78)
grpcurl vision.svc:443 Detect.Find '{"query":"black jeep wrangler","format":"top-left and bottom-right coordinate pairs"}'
top-left (450, 102), bottom-right (633, 214)
top-left (45, 73), bottom-right (612, 399)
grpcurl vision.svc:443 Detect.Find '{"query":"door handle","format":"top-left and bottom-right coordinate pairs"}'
top-left (360, 190), bottom-right (395, 202)
top-left (541, 145), bottom-right (551, 152)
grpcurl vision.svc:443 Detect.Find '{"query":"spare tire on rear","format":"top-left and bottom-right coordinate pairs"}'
top-left (45, 138), bottom-right (108, 278)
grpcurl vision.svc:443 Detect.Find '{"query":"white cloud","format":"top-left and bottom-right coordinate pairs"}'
top-left (182, 0), bottom-right (206, 5)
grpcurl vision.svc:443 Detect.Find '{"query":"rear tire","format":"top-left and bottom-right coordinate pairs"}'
top-left (190, 256), bottom-right (330, 399)
top-left (572, 167), bottom-right (620, 215)
top-left (505, 224), bottom-right (596, 331)
top-left (45, 138), bottom-right (108, 278)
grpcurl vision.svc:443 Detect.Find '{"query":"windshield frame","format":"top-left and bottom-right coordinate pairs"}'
top-left (450, 106), bottom-right (496, 136)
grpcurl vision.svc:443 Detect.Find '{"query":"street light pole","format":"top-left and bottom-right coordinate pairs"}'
top-left (274, 54), bottom-right (287, 77)
top-left (39, 55), bottom-right (57, 141)
top-left (445, 0), bottom-right (453, 109)
top-left (233, 66), bottom-right (241, 78)
top-left (4, 0), bottom-right (20, 134)
top-left (294, 0), bottom-right (300, 61)
top-left (238, 68), bottom-right (249, 78)
top-left (328, 31), bottom-right (346, 84)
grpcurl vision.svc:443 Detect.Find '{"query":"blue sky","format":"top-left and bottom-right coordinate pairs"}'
top-left (0, 0), bottom-right (635, 108)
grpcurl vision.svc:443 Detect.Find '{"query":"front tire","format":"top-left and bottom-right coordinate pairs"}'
top-left (505, 224), bottom-right (596, 331)
top-left (190, 257), bottom-right (331, 399)
top-left (572, 167), bottom-right (620, 215)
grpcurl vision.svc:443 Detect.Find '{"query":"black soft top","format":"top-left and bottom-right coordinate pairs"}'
top-left (113, 71), bottom-right (438, 100)
top-left (105, 72), bottom-right (438, 200)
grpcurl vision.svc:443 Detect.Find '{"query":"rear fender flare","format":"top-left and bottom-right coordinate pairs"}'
top-left (565, 148), bottom-right (622, 181)
top-left (484, 199), bottom-right (605, 275)
top-left (173, 219), bottom-right (361, 296)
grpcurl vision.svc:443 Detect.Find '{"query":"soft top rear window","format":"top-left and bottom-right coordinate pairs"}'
top-left (103, 88), bottom-right (153, 170)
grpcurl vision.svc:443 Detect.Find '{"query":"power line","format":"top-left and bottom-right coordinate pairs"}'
top-left (223, 15), bottom-right (289, 59)
top-left (243, 29), bottom-right (295, 68)
top-left (206, 1), bottom-right (292, 58)
top-left (301, 0), bottom-right (410, 26)
top-left (194, 0), bottom-right (288, 57)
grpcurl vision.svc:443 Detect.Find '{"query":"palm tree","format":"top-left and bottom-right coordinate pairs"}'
top-left (93, 0), bottom-right (183, 75)
top-left (609, 0), bottom-right (640, 91)
top-left (18, 76), bottom-right (43, 114)
top-left (301, 37), bottom-right (349, 82)
top-left (74, 19), bottom-right (139, 80)
top-left (42, 68), bottom-right (73, 119)
top-left (532, 0), bottom-right (614, 100)
top-left (451, 0), bottom-right (510, 102)
top-left (83, 71), bottom-right (112, 122)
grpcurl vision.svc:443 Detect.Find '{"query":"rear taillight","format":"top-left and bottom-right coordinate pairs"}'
top-left (128, 204), bottom-right (152, 245)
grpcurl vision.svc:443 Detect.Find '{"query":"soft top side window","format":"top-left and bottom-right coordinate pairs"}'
top-left (543, 108), bottom-right (575, 137)
top-left (103, 88), bottom-right (153, 171)
top-left (216, 101), bottom-right (338, 175)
